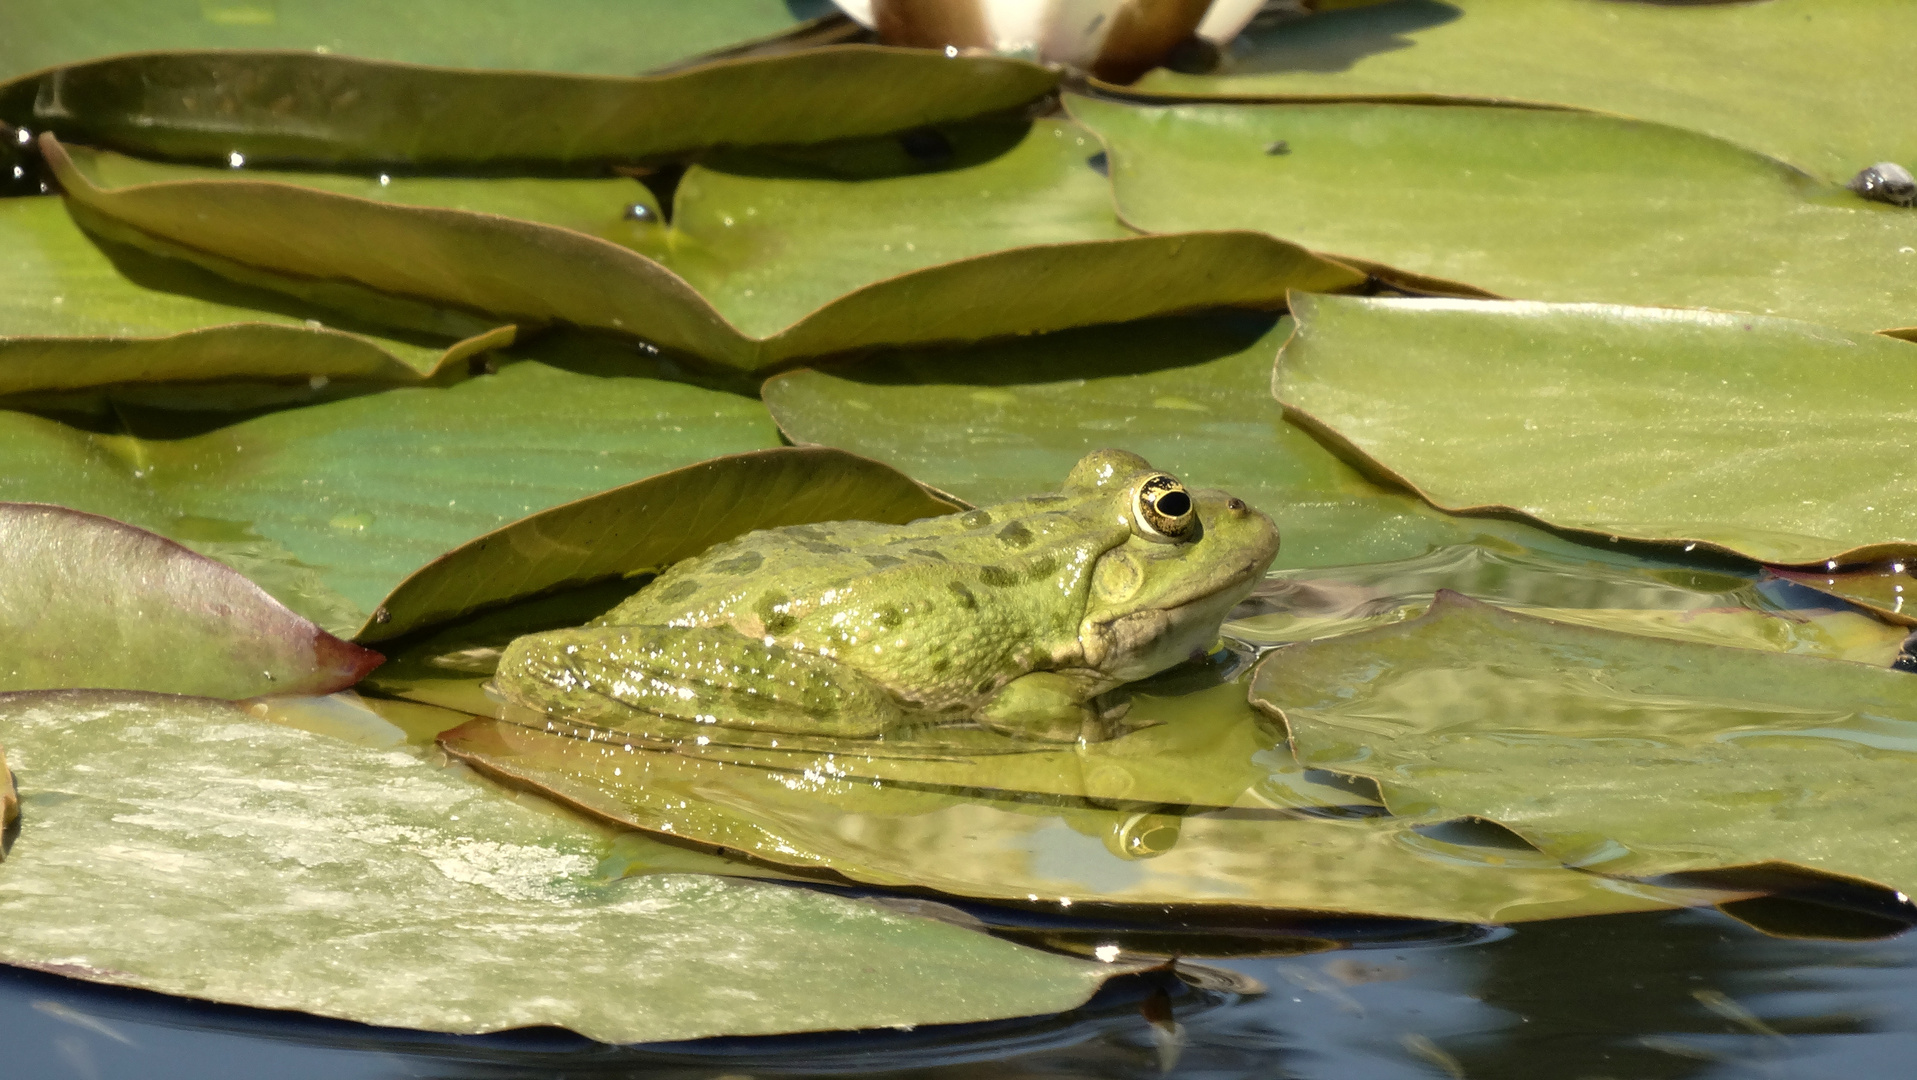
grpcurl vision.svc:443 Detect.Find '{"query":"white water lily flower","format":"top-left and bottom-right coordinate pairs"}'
top-left (830, 0), bottom-right (1270, 82)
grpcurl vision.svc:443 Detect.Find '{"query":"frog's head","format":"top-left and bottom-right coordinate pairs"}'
top-left (1063, 450), bottom-right (1281, 682)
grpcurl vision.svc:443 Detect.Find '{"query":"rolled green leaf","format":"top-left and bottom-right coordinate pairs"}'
top-left (363, 446), bottom-right (962, 642)
top-left (0, 194), bottom-right (510, 388)
top-left (0, 343), bottom-right (783, 634)
top-left (8, 47), bottom-right (1055, 167)
top-left (41, 133), bottom-right (1365, 369)
top-left (0, 503), bottom-right (379, 696)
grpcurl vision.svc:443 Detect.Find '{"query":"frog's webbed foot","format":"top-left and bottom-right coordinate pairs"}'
top-left (978, 672), bottom-right (1128, 743)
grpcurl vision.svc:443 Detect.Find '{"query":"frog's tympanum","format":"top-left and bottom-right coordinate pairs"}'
top-left (495, 450), bottom-right (1280, 742)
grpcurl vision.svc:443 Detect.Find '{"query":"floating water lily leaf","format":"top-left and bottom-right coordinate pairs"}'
top-left (1276, 295), bottom-right (1917, 566)
top-left (0, 690), bottom-right (1125, 1041)
top-left (0, 344), bottom-right (780, 635)
top-left (1252, 592), bottom-right (1917, 897)
top-left (9, 47), bottom-right (1051, 168)
top-left (0, 504), bottom-right (377, 696)
top-left (1, 0), bottom-right (833, 83)
top-left (765, 313), bottom-right (1562, 570)
top-left (1136, 0), bottom-right (1917, 184)
top-left (437, 714), bottom-right (1741, 925)
top-left (0, 195), bottom-right (509, 387)
top-left (364, 447), bottom-right (962, 643)
top-left (1068, 95), bottom-right (1917, 334)
top-left (1232, 542), bottom-right (1910, 667)
top-left (42, 134), bottom-right (1362, 369)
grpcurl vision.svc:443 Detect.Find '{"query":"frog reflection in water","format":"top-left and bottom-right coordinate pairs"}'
top-left (495, 450), bottom-right (1280, 742)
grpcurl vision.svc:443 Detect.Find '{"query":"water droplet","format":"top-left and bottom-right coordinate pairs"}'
top-left (228, 151), bottom-right (245, 168)
top-left (943, 45), bottom-right (958, 57)
top-left (378, 174), bottom-right (390, 186)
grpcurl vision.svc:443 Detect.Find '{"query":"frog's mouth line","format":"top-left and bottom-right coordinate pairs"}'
top-left (1080, 552), bottom-right (1272, 675)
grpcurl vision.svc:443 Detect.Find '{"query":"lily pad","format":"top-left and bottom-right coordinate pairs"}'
top-left (436, 711), bottom-right (1743, 925)
top-left (0, 344), bottom-right (781, 634)
top-left (1276, 294), bottom-right (1917, 566)
top-left (1137, 0), bottom-right (1917, 184)
top-left (0, 689), bottom-right (1126, 1041)
top-left (764, 313), bottom-right (1553, 570)
top-left (0, 194), bottom-right (509, 386)
top-left (1233, 542), bottom-right (1910, 667)
top-left (1, 0), bottom-right (837, 83)
top-left (9, 47), bottom-right (1052, 168)
top-left (1067, 95), bottom-right (1917, 334)
top-left (1251, 591), bottom-right (1917, 898)
top-left (0, 503), bottom-right (378, 697)
top-left (363, 446), bottom-right (963, 643)
top-left (42, 133), bottom-right (1363, 368)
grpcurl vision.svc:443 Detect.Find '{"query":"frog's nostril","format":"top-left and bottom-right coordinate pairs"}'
top-left (1227, 498), bottom-right (1246, 514)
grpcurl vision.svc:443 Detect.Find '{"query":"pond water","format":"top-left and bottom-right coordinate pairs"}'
top-left (5, 903), bottom-right (1917, 1078)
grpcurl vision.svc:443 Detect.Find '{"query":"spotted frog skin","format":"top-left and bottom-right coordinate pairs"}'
top-left (494, 450), bottom-right (1280, 741)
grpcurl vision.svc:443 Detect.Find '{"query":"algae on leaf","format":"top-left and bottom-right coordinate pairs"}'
top-left (0, 690), bottom-right (1128, 1041)
top-left (0, 503), bottom-right (379, 697)
top-left (1277, 294), bottom-right (1917, 566)
top-left (1069, 95), bottom-right (1917, 334)
top-left (1252, 592), bottom-right (1917, 897)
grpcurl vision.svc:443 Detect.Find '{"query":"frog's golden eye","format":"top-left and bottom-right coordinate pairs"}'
top-left (1131, 473), bottom-right (1196, 543)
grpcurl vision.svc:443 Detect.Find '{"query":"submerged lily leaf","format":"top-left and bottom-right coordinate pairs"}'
top-left (42, 134), bottom-right (1363, 368)
top-left (0, 345), bottom-right (781, 634)
top-left (1068, 95), bottom-right (1917, 334)
top-left (0, 194), bottom-right (509, 386)
top-left (1276, 295), bottom-right (1917, 566)
top-left (0, 690), bottom-right (1126, 1040)
top-left (437, 713), bottom-right (1741, 925)
top-left (9, 47), bottom-right (1052, 168)
top-left (1137, 0), bottom-right (1917, 184)
top-left (764, 313), bottom-right (1561, 570)
top-left (1772, 564), bottom-right (1917, 628)
top-left (1, 0), bottom-right (835, 83)
top-left (0, 503), bottom-right (378, 696)
top-left (363, 446), bottom-right (962, 643)
top-left (1252, 591), bottom-right (1917, 897)
top-left (1233, 542), bottom-right (1910, 667)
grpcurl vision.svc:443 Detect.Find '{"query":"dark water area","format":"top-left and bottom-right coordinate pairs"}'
top-left (7, 904), bottom-right (1917, 1079)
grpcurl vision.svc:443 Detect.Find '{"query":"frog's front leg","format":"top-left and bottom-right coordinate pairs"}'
top-left (495, 625), bottom-right (902, 737)
top-left (976, 671), bottom-right (1125, 743)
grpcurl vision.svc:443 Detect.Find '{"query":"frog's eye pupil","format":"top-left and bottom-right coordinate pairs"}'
top-left (1132, 474), bottom-right (1196, 543)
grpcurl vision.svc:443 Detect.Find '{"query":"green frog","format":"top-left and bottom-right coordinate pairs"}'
top-left (494, 450), bottom-right (1280, 742)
